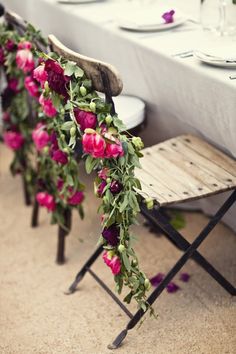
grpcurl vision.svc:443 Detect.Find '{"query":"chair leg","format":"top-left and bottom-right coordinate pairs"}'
top-left (141, 204), bottom-right (236, 296)
top-left (108, 191), bottom-right (236, 349)
top-left (65, 245), bottom-right (104, 294)
top-left (22, 174), bottom-right (31, 206)
top-left (56, 209), bottom-right (72, 265)
top-left (31, 198), bottom-right (39, 227)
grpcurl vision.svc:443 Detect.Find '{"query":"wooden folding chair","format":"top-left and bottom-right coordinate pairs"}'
top-left (54, 35), bottom-right (236, 348)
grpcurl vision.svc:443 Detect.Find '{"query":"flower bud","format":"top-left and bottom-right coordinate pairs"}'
top-left (131, 259), bottom-right (138, 267)
top-left (70, 126), bottom-right (76, 137)
top-left (43, 146), bottom-right (49, 154)
top-left (118, 244), bottom-right (125, 253)
top-left (145, 197), bottom-right (154, 210)
top-left (132, 136), bottom-right (144, 150)
top-left (80, 86), bottom-right (87, 96)
top-left (84, 128), bottom-right (96, 134)
top-left (144, 278), bottom-right (151, 290)
top-left (107, 250), bottom-right (115, 259)
top-left (105, 114), bottom-right (112, 125)
top-left (89, 101), bottom-right (96, 113)
top-left (63, 147), bottom-right (70, 154)
top-left (108, 127), bottom-right (118, 135)
top-left (60, 133), bottom-right (65, 141)
top-left (106, 178), bottom-right (111, 183)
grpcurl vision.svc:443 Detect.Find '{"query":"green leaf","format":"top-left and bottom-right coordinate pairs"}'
top-left (64, 61), bottom-right (77, 76)
top-left (113, 116), bottom-right (127, 131)
top-left (122, 252), bottom-right (131, 271)
top-left (85, 155), bottom-right (98, 174)
top-left (119, 195), bottom-right (129, 213)
top-left (61, 121), bottom-right (74, 131)
top-left (74, 66), bottom-right (84, 78)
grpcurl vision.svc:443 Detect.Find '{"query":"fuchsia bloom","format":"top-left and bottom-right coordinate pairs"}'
top-left (52, 149), bottom-right (68, 165)
top-left (39, 94), bottom-right (57, 117)
top-left (82, 132), bottom-right (106, 158)
top-left (24, 76), bottom-right (39, 98)
top-left (0, 47), bottom-right (5, 65)
top-left (5, 39), bottom-right (16, 52)
top-left (33, 64), bottom-right (48, 87)
top-left (36, 192), bottom-right (56, 212)
top-left (68, 190), bottom-right (84, 205)
top-left (97, 180), bottom-right (107, 197)
top-left (162, 9), bottom-right (175, 24)
top-left (3, 111), bottom-right (11, 123)
top-left (3, 131), bottom-right (24, 150)
top-left (98, 167), bottom-right (109, 180)
top-left (8, 78), bottom-right (19, 92)
top-left (16, 43), bottom-right (34, 73)
top-left (44, 59), bottom-right (69, 97)
top-left (105, 141), bottom-right (124, 159)
top-left (32, 123), bottom-right (50, 151)
top-left (103, 251), bottom-right (121, 275)
top-left (74, 108), bottom-right (97, 131)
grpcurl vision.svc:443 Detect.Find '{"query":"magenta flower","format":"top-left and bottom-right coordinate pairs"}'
top-left (103, 251), bottom-right (121, 275)
top-left (44, 59), bottom-right (69, 97)
top-left (36, 192), bottom-right (47, 206)
top-left (57, 178), bottom-right (64, 191)
top-left (36, 192), bottom-right (56, 212)
top-left (162, 9), bottom-right (175, 24)
top-left (24, 76), bottom-right (39, 98)
top-left (97, 180), bottom-right (107, 197)
top-left (33, 64), bottom-right (48, 87)
top-left (102, 224), bottom-right (119, 246)
top-left (18, 41), bottom-right (32, 50)
top-left (3, 111), bottom-right (10, 122)
top-left (39, 94), bottom-right (57, 117)
top-left (52, 149), bottom-right (68, 165)
top-left (105, 141), bottom-right (124, 159)
top-left (8, 78), bottom-right (19, 93)
top-left (3, 131), bottom-right (24, 150)
top-left (150, 273), bottom-right (165, 287)
top-left (68, 190), bottom-right (84, 205)
top-left (32, 123), bottom-right (50, 151)
top-left (74, 108), bottom-right (97, 131)
top-left (16, 47), bottom-right (34, 73)
top-left (5, 39), bottom-right (16, 52)
top-left (110, 180), bottom-right (122, 195)
top-left (0, 47), bottom-right (5, 65)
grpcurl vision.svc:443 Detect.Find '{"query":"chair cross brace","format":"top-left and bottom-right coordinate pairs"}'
top-left (66, 189), bottom-right (236, 349)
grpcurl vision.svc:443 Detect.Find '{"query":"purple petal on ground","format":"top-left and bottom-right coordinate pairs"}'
top-left (180, 272), bottom-right (190, 282)
top-left (149, 273), bottom-right (165, 287)
top-left (166, 282), bottom-right (180, 293)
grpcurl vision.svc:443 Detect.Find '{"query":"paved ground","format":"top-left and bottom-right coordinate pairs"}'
top-left (0, 145), bottom-right (235, 354)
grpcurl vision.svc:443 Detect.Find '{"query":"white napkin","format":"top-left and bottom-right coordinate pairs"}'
top-left (195, 45), bottom-right (236, 62)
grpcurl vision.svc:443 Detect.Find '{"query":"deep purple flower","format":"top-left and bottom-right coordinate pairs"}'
top-left (0, 47), bottom-right (5, 65)
top-left (102, 224), bottom-right (120, 246)
top-left (110, 180), bottom-right (123, 195)
top-left (166, 282), bottom-right (180, 293)
top-left (97, 180), bottom-right (107, 197)
top-left (180, 272), bottom-right (190, 282)
top-left (150, 273), bottom-right (165, 287)
top-left (5, 39), bottom-right (16, 52)
top-left (44, 59), bottom-right (69, 97)
top-left (162, 9), bottom-right (175, 24)
top-left (52, 149), bottom-right (68, 165)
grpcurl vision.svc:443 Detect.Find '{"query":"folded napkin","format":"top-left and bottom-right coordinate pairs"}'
top-left (195, 45), bottom-right (236, 63)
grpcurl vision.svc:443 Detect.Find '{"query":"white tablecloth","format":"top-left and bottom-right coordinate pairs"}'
top-left (2, 0), bottom-right (236, 231)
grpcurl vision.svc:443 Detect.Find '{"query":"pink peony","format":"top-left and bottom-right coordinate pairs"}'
top-left (105, 141), bottom-right (124, 159)
top-left (39, 94), bottom-right (57, 117)
top-left (44, 194), bottom-right (56, 212)
top-left (52, 149), bottom-right (68, 165)
top-left (16, 47), bottom-right (34, 73)
top-left (24, 76), bottom-right (39, 98)
top-left (98, 167), bottom-right (109, 180)
top-left (74, 108), bottom-right (97, 131)
top-left (36, 192), bottom-right (47, 206)
top-left (8, 78), bottom-right (19, 92)
top-left (82, 133), bottom-right (106, 158)
top-left (33, 64), bottom-right (48, 87)
top-left (18, 41), bottom-right (32, 50)
top-left (68, 190), bottom-right (84, 205)
top-left (3, 131), bottom-right (24, 150)
top-left (32, 123), bottom-right (50, 151)
top-left (103, 251), bottom-right (121, 275)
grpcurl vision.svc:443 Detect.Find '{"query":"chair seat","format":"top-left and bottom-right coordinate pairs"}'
top-left (135, 134), bottom-right (236, 206)
top-left (113, 95), bottom-right (145, 130)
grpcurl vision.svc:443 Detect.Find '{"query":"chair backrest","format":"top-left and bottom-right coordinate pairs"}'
top-left (48, 34), bottom-right (123, 99)
top-left (4, 10), bottom-right (27, 34)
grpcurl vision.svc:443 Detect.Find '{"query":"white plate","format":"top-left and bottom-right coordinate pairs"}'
top-left (57, 0), bottom-right (104, 4)
top-left (118, 17), bottom-right (186, 32)
top-left (194, 51), bottom-right (236, 68)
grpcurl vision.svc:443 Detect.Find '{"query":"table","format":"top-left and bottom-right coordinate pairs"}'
top-left (2, 0), bottom-right (236, 231)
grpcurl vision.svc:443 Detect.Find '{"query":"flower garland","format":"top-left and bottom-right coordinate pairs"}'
top-left (34, 52), bottom-right (153, 312)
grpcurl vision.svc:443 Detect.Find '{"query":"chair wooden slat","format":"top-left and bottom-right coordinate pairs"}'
top-left (136, 135), bottom-right (236, 206)
top-left (48, 34), bottom-right (123, 96)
